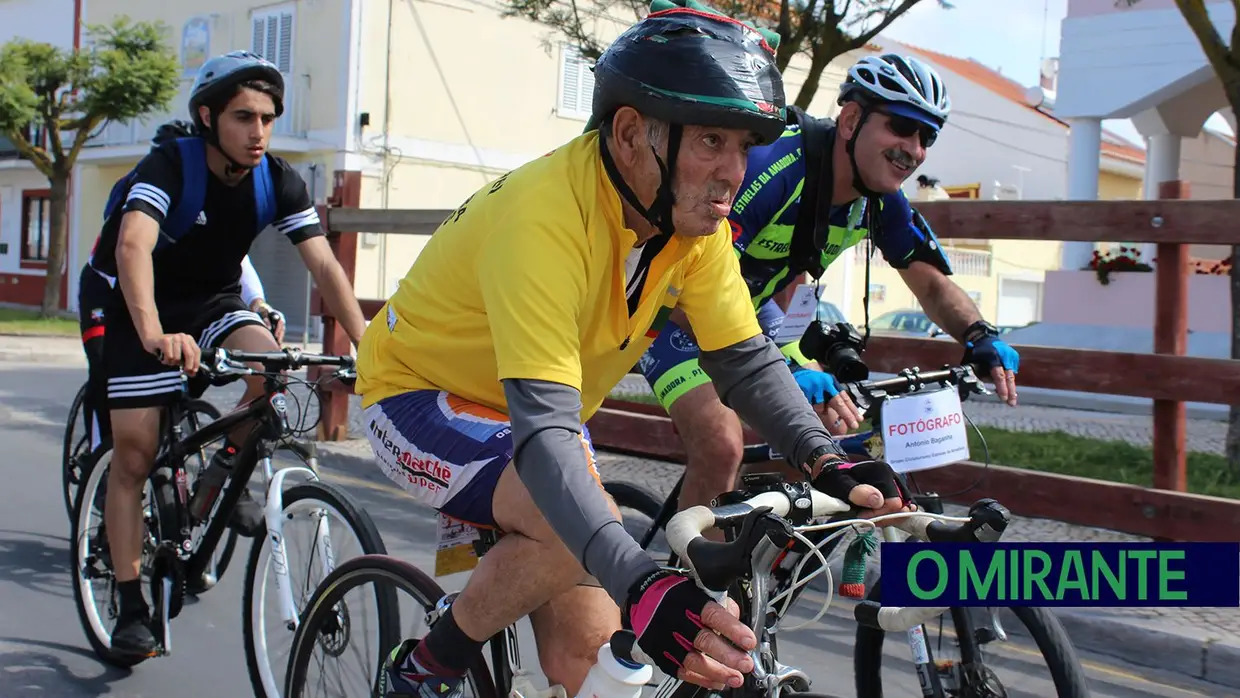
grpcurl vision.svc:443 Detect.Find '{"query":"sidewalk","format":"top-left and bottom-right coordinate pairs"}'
top-left (0, 334), bottom-right (325, 366)
top-left (312, 438), bottom-right (1240, 690)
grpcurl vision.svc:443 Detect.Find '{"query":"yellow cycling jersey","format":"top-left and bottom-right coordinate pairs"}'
top-left (355, 130), bottom-right (762, 419)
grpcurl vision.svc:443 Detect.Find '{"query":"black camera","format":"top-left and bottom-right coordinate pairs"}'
top-left (798, 320), bottom-right (869, 383)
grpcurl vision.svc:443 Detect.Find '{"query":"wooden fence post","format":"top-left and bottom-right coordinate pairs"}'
top-left (316, 170), bottom-right (362, 442)
top-left (1152, 180), bottom-right (1190, 492)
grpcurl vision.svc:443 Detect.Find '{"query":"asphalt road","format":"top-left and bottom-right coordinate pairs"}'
top-left (0, 359), bottom-right (1224, 698)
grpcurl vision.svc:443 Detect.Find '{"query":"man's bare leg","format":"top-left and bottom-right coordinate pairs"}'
top-left (105, 405), bottom-right (164, 654)
top-left (668, 384), bottom-right (744, 543)
top-left (107, 407), bottom-right (164, 583)
top-left (449, 464), bottom-right (622, 693)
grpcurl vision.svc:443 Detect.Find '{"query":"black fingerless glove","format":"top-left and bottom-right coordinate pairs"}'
top-left (811, 459), bottom-right (909, 507)
top-left (622, 568), bottom-right (711, 676)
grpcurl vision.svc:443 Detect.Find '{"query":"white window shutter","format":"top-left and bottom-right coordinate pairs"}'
top-left (562, 47), bottom-right (581, 113)
top-left (580, 55), bottom-right (595, 112)
top-left (277, 13), bottom-right (293, 73)
top-left (251, 17), bottom-right (266, 57)
top-left (265, 18), bottom-right (278, 64)
top-left (560, 45), bottom-right (594, 117)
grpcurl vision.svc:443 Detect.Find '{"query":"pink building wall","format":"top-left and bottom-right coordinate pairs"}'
top-left (1042, 270), bottom-right (1231, 332)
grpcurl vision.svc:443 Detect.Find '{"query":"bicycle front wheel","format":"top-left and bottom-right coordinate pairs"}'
top-left (244, 479), bottom-right (389, 698)
top-left (853, 581), bottom-right (1091, 697)
top-left (284, 554), bottom-right (496, 698)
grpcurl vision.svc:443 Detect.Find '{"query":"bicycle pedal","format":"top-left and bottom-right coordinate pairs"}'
top-left (83, 556), bottom-right (110, 579)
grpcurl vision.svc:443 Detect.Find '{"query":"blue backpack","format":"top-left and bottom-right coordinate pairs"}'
top-left (103, 136), bottom-right (276, 247)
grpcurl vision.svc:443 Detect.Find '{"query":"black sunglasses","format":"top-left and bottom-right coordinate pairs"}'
top-left (878, 110), bottom-right (939, 148)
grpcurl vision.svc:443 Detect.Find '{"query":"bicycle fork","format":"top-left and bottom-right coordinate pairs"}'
top-left (881, 528), bottom-right (1007, 698)
top-left (258, 447), bottom-right (335, 633)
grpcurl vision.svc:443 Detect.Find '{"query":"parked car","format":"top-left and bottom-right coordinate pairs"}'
top-left (814, 300), bottom-right (848, 326)
top-left (868, 309), bottom-right (939, 338)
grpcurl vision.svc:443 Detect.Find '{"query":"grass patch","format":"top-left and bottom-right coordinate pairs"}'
top-left (606, 388), bottom-right (1240, 500)
top-left (0, 307), bottom-right (78, 336)
top-left (964, 425), bottom-right (1240, 500)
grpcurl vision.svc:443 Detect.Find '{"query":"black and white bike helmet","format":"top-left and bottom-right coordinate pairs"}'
top-left (839, 54), bottom-right (951, 129)
top-left (836, 54), bottom-right (951, 197)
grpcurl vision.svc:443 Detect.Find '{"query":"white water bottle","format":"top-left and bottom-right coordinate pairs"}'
top-left (511, 672), bottom-right (568, 698)
top-left (574, 642), bottom-right (653, 698)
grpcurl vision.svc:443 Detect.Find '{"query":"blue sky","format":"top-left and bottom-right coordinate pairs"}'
top-left (877, 0), bottom-right (1233, 149)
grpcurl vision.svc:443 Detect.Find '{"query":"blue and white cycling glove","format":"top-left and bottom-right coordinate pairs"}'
top-left (962, 322), bottom-right (1020, 374)
top-left (793, 368), bottom-right (843, 405)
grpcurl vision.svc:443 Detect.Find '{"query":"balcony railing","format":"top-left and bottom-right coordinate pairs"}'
top-left (857, 244), bottom-right (993, 277)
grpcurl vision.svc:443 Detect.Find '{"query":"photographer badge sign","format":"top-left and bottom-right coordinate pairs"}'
top-left (774, 284), bottom-right (820, 344)
top-left (879, 387), bottom-right (971, 473)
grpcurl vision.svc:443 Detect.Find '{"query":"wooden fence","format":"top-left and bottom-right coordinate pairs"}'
top-left (310, 170), bottom-right (1240, 541)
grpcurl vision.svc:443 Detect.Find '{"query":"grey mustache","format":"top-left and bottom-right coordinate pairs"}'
top-left (884, 148), bottom-right (916, 169)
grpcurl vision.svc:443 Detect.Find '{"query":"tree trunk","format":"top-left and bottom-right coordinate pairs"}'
top-left (794, 52), bottom-right (829, 109)
top-left (1226, 134), bottom-right (1240, 476)
top-left (40, 170), bottom-right (70, 318)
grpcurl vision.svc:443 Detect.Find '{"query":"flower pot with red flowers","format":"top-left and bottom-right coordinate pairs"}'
top-left (1083, 247), bottom-right (1154, 285)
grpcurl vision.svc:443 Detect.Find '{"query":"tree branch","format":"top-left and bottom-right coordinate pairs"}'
top-left (65, 113), bottom-right (101, 166)
top-left (6, 130), bottom-right (53, 176)
top-left (847, 0), bottom-right (920, 49)
top-left (1173, 0), bottom-right (1240, 95)
top-left (1174, 0), bottom-right (1230, 66)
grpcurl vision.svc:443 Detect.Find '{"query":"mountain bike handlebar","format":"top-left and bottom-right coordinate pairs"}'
top-left (199, 347), bottom-right (357, 383)
top-left (841, 364), bottom-right (989, 419)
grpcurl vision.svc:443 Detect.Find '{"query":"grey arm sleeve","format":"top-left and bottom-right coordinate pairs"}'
top-left (503, 378), bottom-right (660, 606)
top-left (699, 335), bottom-right (845, 469)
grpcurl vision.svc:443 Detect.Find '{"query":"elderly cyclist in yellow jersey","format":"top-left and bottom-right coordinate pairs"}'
top-left (356, 1), bottom-right (912, 694)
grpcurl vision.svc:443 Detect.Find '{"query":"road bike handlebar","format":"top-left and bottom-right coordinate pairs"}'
top-left (677, 485), bottom-right (1008, 639)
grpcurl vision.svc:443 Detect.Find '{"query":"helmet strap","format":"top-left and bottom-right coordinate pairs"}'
top-left (599, 123), bottom-right (683, 237)
top-left (205, 112), bottom-right (255, 177)
top-left (844, 107), bottom-right (883, 199)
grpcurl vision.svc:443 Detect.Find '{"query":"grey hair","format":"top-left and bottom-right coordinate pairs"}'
top-left (644, 117), bottom-right (669, 152)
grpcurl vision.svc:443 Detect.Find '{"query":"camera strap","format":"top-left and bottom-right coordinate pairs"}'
top-left (788, 105), bottom-right (880, 347)
top-left (787, 106), bottom-right (834, 282)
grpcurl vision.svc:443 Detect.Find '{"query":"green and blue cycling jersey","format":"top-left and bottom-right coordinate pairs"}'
top-left (636, 120), bottom-right (953, 410)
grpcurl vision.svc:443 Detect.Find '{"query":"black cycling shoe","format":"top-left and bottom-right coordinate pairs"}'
top-left (229, 489), bottom-right (264, 537)
top-left (111, 612), bottom-right (158, 658)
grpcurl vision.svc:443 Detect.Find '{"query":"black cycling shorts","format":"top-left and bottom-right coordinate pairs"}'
top-left (103, 293), bottom-right (267, 410)
top-left (78, 265), bottom-right (117, 445)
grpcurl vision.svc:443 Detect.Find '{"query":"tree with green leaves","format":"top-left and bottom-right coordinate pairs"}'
top-left (505, 0), bottom-right (951, 109)
top-left (1121, 0), bottom-right (1240, 474)
top-left (0, 16), bottom-right (180, 317)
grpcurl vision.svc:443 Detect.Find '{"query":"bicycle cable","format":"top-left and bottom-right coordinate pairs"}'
top-left (910, 408), bottom-right (991, 500)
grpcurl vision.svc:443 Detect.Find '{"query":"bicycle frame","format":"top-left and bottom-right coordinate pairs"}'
top-left (154, 370), bottom-right (336, 648)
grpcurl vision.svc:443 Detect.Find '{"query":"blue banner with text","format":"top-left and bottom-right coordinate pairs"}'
top-left (880, 542), bottom-right (1240, 607)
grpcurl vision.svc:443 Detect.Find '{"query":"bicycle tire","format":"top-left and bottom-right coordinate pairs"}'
top-left (69, 448), bottom-right (152, 668)
top-left (852, 582), bottom-right (1091, 697)
top-left (283, 553), bottom-right (496, 698)
top-left (62, 382), bottom-right (90, 517)
top-left (604, 480), bottom-right (663, 520)
top-left (243, 479), bottom-right (390, 697)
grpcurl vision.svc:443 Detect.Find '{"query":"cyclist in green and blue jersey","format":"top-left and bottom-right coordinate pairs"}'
top-left (636, 54), bottom-right (1022, 513)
